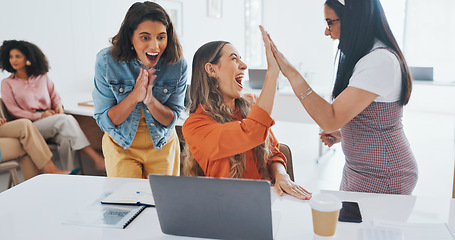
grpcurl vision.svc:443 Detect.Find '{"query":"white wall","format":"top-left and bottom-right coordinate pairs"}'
top-left (0, 0), bottom-right (139, 93)
top-left (0, 0), bottom-right (332, 95)
top-left (180, 0), bottom-right (246, 79)
top-left (263, 0), bottom-right (335, 91)
top-left (0, 0), bottom-right (246, 94)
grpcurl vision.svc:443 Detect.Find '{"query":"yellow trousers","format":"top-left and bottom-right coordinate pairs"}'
top-left (102, 113), bottom-right (180, 178)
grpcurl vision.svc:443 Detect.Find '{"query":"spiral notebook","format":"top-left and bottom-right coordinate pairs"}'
top-left (63, 195), bottom-right (147, 229)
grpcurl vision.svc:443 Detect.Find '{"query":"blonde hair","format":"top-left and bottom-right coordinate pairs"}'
top-left (182, 41), bottom-right (271, 178)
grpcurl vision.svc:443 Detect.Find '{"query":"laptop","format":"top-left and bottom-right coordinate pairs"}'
top-left (248, 69), bottom-right (268, 89)
top-left (148, 174), bottom-right (274, 240)
top-left (409, 66), bottom-right (433, 81)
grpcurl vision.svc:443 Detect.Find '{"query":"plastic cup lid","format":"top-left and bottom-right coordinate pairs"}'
top-left (309, 193), bottom-right (342, 212)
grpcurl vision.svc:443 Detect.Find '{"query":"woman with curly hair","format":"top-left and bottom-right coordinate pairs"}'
top-left (182, 27), bottom-right (311, 200)
top-left (0, 40), bottom-right (105, 171)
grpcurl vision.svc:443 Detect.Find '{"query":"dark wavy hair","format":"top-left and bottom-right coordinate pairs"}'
top-left (0, 40), bottom-right (49, 77)
top-left (326, 0), bottom-right (412, 105)
top-left (110, 1), bottom-right (182, 64)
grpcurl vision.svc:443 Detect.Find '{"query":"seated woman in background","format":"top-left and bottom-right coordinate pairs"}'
top-left (182, 28), bottom-right (311, 200)
top-left (0, 118), bottom-right (70, 180)
top-left (0, 40), bottom-right (105, 171)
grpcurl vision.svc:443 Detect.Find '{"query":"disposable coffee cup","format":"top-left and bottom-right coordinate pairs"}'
top-left (309, 193), bottom-right (342, 237)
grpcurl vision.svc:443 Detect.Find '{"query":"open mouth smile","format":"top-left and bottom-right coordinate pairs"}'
top-left (146, 52), bottom-right (159, 63)
top-left (235, 73), bottom-right (244, 89)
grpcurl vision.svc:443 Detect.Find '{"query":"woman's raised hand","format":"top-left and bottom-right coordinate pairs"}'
top-left (261, 26), bottom-right (300, 80)
top-left (259, 25), bottom-right (279, 76)
top-left (255, 25), bottom-right (280, 115)
top-left (0, 118), bottom-right (6, 126)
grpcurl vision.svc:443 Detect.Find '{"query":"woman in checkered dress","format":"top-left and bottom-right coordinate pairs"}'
top-left (261, 0), bottom-right (418, 194)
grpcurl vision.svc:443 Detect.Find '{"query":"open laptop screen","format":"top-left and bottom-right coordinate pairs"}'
top-left (148, 174), bottom-right (273, 240)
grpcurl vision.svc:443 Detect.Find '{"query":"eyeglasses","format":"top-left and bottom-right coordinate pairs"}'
top-left (326, 18), bottom-right (340, 30)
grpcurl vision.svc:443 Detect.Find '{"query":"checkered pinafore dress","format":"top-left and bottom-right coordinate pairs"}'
top-left (340, 101), bottom-right (418, 194)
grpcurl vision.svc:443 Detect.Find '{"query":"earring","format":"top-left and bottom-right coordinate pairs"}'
top-left (131, 46), bottom-right (134, 50)
top-left (26, 60), bottom-right (31, 66)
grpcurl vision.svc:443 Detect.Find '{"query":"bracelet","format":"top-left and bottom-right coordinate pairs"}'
top-left (297, 87), bottom-right (313, 101)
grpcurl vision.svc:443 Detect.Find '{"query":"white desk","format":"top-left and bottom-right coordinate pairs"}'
top-left (62, 91), bottom-right (187, 126)
top-left (61, 91), bottom-right (186, 154)
top-left (245, 86), bottom-right (335, 161)
top-left (0, 174), bottom-right (453, 240)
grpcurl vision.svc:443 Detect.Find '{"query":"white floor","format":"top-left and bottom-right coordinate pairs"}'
top-left (1, 107), bottom-right (454, 200)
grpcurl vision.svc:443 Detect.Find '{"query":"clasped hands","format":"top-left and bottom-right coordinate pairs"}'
top-left (40, 104), bottom-right (64, 119)
top-left (132, 68), bottom-right (158, 107)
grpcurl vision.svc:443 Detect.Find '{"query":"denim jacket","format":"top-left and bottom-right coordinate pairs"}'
top-left (92, 47), bottom-right (187, 150)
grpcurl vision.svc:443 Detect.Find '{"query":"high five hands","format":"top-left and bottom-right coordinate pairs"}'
top-left (259, 26), bottom-right (300, 80)
top-left (259, 25), bottom-right (280, 76)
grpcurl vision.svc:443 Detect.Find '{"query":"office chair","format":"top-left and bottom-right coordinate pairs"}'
top-left (279, 143), bottom-right (295, 182)
top-left (0, 98), bottom-right (12, 121)
top-left (175, 124), bottom-right (295, 181)
top-left (0, 99), bottom-right (21, 187)
top-left (0, 98), bottom-right (83, 172)
top-left (0, 160), bottom-right (20, 188)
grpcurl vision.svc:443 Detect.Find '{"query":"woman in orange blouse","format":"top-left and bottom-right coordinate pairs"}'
top-left (182, 27), bottom-right (311, 200)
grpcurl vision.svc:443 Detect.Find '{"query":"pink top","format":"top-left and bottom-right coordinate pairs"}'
top-left (1, 73), bottom-right (61, 121)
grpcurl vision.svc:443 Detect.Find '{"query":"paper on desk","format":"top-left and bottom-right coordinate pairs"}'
top-left (101, 182), bottom-right (155, 206)
top-left (62, 195), bottom-right (147, 229)
top-left (363, 219), bottom-right (455, 240)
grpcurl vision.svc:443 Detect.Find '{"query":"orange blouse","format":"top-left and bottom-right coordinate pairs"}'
top-left (182, 101), bottom-right (286, 180)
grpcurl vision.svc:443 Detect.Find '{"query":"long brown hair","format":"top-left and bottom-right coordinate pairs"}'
top-left (182, 41), bottom-right (270, 178)
top-left (110, 1), bottom-right (182, 64)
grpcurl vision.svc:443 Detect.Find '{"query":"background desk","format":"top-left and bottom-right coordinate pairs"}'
top-left (0, 174), bottom-right (453, 240)
top-left (62, 88), bottom-right (332, 162)
top-left (245, 86), bottom-right (334, 161)
top-left (62, 92), bottom-right (187, 148)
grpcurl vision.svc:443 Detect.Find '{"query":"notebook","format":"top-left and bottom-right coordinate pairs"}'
top-left (101, 182), bottom-right (155, 207)
top-left (148, 174), bottom-right (274, 240)
top-left (63, 195), bottom-right (147, 229)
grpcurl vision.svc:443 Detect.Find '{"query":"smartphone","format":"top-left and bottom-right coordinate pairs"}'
top-left (338, 201), bottom-right (362, 223)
